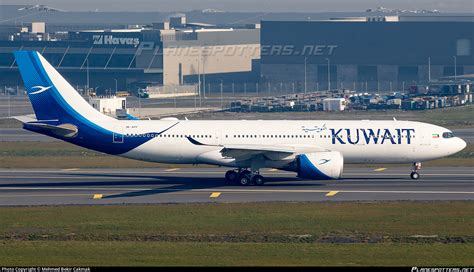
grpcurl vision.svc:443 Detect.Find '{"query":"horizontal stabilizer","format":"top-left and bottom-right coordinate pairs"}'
top-left (24, 122), bottom-right (78, 138)
top-left (10, 115), bottom-right (38, 123)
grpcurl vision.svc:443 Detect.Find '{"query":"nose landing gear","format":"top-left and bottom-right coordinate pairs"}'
top-left (225, 169), bottom-right (266, 186)
top-left (410, 162), bottom-right (422, 180)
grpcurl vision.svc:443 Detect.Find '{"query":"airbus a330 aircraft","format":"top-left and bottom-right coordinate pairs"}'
top-left (13, 51), bottom-right (467, 185)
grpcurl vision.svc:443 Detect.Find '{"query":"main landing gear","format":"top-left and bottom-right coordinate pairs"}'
top-left (225, 169), bottom-right (265, 186)
top-left (410, 162), bottom-right (422, 180)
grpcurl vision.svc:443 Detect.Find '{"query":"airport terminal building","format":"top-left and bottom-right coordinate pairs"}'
top-left (1, 10), bottom-right (473, 95)
top-left (0, 18), bottom-right (260, 93)
top-left (260, 16), bottom-right (474, 92)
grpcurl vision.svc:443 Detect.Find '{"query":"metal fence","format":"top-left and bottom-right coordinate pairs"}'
top-left (144, 84), bottom-right (198, 98)
top-left (198, 80), bottom-right (420, 96)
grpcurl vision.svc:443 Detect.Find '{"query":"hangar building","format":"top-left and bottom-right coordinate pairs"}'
top-left (260, 15), bottom-right (474, 92)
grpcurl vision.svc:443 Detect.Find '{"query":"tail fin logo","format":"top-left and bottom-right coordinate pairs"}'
top-left (30, 85), bottom-right (52, 95)
top-left (318, 159), bottom-right (331, 165)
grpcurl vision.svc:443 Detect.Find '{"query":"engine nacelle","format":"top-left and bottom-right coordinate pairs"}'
top-left (297, 151), bottom-right (344, 180)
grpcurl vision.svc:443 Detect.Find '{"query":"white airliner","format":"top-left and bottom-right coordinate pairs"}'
top-left (13, 51), bottom-right (467, 185)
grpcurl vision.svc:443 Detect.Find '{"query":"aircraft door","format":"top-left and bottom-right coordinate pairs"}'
top-left (113, 126), bottom-right (124, 144)
top-left (214, 130), bottom-right (222, 145)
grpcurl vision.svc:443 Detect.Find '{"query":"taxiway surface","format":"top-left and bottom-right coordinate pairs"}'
top-left (0, 167), bottom-right (472, 206)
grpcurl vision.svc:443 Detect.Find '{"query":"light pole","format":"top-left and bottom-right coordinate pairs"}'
top-left (428, 57), bottom-right (431, 82)
top-left (86, 58), bottom-right (89, 93)
top-left (114, 79), bottom-right (118, 94)
top-left (304, 57), bottom-right (307, 93)
top-left (197, 61), bottom-right (202, 108)
top-left (138, 93), bottom-right (141, 118)
top-left (174, 87), bottom-right (177, 112)
top-left (202, 59), bottom-right (206, 98)
top-left (453, 56), bottom-right (457, 80)
top-left (326, 58), bottom-right (330, 91)
top-left (220, 79), bottom-right (224, 109)
top-left (7, 90), bottom-right (10, 117)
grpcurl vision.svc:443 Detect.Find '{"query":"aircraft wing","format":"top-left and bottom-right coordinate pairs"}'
top-left (187, 136), bottom-right (329, 161)
top-left (219, 144), bottom-right (328, 161)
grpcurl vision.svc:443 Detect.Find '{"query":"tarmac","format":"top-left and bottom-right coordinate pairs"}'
top-left (0, 167), bottom-right (472, 206)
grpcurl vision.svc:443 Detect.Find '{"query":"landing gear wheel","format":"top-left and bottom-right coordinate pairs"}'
top-left (240, 169), bottom-right (251, 177)
top-left (238, 175), bottom-right (251, 186)
top-left (225, 170), bottom-right (238, 182)
top-left (410, 172), bottom-right (420, 180)
top-left (252, 175), bottom-right (265, 186)
top-left (411, 162), bottom-right (422, 180)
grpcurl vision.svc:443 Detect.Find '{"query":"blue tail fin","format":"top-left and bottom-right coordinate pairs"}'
top-left (14, 51), bottom-right (61, 121)
top-left (14, 51), bottom-right (111, 124)
top-left (14, 51), bottom-right (174, 155)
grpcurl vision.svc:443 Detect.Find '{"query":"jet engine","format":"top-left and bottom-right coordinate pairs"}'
top-left (282, 151), bottom-right (344, 180)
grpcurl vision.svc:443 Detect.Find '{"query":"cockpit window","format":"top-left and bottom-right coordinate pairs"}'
top-left (442, 132), bottom-right (455, 139)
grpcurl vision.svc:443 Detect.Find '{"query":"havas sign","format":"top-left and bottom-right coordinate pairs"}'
top-left (330, 128), bottom-right (416, 145)
top-left (92, 35), bottom-right (140, 47)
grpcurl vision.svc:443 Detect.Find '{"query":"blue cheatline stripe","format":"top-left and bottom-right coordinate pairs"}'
top-left (298, 154), bottom-right (333, 180)
top-left (187, 136), bottom-right (206, 146)
top-left (18, 51), bottom-right (177, 155)
top-left (126, 113), bottom-right (140, 120)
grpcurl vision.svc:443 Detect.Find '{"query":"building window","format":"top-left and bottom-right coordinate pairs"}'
top-left (443, 66), bottom-right (464, 77)
top-left (398, 66), bottom-right (418, 82)
top-left (457, 39), bottom-right (471, 56)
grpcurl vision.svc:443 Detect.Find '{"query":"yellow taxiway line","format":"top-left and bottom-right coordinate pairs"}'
top-left (209, 192), bottom-right (221, 198)
top-left (93, 194), bottom-right (103, 199)
top-left (325, 191), bottom-right (339, 197)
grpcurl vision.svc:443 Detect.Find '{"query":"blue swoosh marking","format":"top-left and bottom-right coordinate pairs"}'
top-left (319, 159), bottom-right (331, 165)
top-left (30, 85), bottom-right (52, 94)
top-left (298, 154), bottom-right (333, 180)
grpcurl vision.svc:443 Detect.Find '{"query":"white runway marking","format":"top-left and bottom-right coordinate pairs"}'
top-left (62, 168), bottom-right (80, 171)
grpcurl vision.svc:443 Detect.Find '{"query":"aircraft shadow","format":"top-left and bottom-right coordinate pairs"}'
top-left (0, 172), bottom-right (326, 199)
top-left (0, 172), bottom-right (420, 200)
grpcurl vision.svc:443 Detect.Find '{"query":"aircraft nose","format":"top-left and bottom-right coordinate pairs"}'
top-left (457, 137), bottom-right (467, 152)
